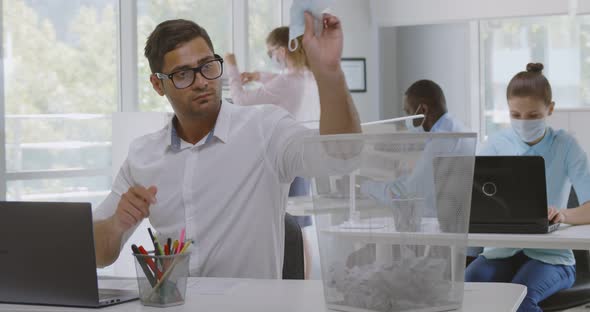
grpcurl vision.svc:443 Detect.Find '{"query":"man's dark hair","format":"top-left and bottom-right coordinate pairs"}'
top-left (405, 79), bottom-right (447, 113)
top-left (144, 19), bottom-right (215, 73)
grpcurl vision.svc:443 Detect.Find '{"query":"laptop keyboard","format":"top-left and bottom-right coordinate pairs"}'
top-left (99, 292), bottom-right (117, 300)
top-left (548, 222), bottom-right (561, 232)
top-left (98, 289), bottom-right (129, 300)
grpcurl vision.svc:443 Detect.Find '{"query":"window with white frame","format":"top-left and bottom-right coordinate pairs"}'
top-left (1, 0), bottom-right (286, 275)
top-left (480, 15), bottom-right (590, 139)
top-left (2, 0), bottom-right (118, 206)
top-left (2, 0), bottom-right (286, 203)
top-left (247, 0), bottom-right (282, 72)
top-left (136, 0), bottom-right (282, 112)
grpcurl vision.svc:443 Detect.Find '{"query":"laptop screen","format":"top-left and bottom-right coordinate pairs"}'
top-left (470, 156), bottom-right (549, 225)
top-left (0, 201), bottom-right (102, 306)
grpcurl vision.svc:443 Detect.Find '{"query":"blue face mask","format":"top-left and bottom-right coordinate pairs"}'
top-left (288, 0), bottom-right (334, 52)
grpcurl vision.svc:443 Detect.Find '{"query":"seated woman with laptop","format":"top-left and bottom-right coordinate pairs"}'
top-left (465, 63), bottom-right (590, 312)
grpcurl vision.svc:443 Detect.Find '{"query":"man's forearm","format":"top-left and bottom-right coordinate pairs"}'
top-left (93, 217), bottom-right (124, 268)
top-left (317, 69), bottom-right (361, 135)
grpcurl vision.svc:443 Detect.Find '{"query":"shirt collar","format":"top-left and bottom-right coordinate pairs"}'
top-left (166, 99), bottom-right (232, 151)
top-left (213, 99), bottom-right (231, 143)
top-left (169, 121), bottom-right (182, 151)
top-left (430, 113), bottom-right (450, 132)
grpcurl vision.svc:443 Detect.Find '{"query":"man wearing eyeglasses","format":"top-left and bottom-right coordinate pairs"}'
top-left (92, 13), bottom-right (361, 279)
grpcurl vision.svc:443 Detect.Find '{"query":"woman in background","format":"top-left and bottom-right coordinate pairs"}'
top-left (224, 26), bottom-right (319, 124)
top-left (225, 27), bottom-right (320, 280)
top-left (465, 63), bottom-right (590, 311)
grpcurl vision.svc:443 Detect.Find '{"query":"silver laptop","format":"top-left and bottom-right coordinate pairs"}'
top-left (0, 201), bottom-right (138, 307)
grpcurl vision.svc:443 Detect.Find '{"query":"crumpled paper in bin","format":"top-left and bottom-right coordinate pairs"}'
top-left (327, 256), bottom-right (454, 311)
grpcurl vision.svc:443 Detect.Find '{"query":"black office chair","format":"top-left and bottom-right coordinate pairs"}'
top-left (539, 187), bottom-right (590, 311)
top-left (282, 213), bottom-right (305, 279)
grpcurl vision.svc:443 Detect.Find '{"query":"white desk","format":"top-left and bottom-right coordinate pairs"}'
top-left (0, 278), bottom-right (525, 312)
top-left (319, 223), bottom-right (590, 250)
top-left (468, 224), bottom-right (590, 250)
top-left (287, 196), bottom-right (590, 250)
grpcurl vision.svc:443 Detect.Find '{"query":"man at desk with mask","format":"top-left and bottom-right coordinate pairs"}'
top-left (361, 79), bottom-right (469, 216)
top-left (403, 80), bottom-right (466, 134)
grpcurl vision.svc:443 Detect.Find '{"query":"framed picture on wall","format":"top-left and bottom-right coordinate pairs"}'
top-left (341, 58), bottom-right (366, 92)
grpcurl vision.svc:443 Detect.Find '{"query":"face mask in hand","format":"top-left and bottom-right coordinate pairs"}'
top-left (511, 118), bottom-right (547, 143)
top-left (288, 0), bottom-right (334, 52)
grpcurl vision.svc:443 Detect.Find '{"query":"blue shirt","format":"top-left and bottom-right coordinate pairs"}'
top-left (480, 127), bottom-right (590, 265)
top-left (361, 113), bottom-right (473, 214)
top-left (430, 112), bottom-right (467, 133)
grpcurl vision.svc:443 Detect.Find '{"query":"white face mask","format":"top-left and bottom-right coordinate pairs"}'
top-left (288, 0), bottom-right (334, 52)
top-left (405, 105), bottom-right (424, 133)
top-left (405, 118), bottom-right (424, 133)
top-left (270, 52), bottom-right (286, 72)
top-left (511, 118), bottom-right (547, 143)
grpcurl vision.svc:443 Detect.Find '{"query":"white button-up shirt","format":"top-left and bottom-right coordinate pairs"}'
top-left (94, 100), bottom-right (314, 279)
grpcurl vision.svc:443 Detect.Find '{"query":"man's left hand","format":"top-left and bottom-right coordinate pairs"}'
top-left (302, 12), bottom-right (343, 77)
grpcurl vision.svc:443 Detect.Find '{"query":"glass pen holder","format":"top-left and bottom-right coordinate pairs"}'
top-left (133, 251), bottom-right (190, 307)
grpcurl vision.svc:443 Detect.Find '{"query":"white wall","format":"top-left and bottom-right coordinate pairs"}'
top-left (380, 23), bottom-right (474, 129)
top-left (378, 27), bottom-right (399, 119)
top-left (371, 0), bottom-right (589, 27)
top-left (548, 109), bottom-right (590, 158)
top-left (333, 0), bottom-right (380, 123)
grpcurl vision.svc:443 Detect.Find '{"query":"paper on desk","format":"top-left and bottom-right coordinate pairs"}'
top-left (188, 279), bottom-right (242, 295)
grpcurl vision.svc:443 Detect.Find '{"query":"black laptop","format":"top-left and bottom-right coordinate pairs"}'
top-left (469, 156), bottom-right (560, 234)
top-left (0, 201), bottom-right (138, 307)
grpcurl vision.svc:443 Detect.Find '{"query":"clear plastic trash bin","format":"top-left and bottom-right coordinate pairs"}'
top-left (303, 132), bottom-right (476, 312)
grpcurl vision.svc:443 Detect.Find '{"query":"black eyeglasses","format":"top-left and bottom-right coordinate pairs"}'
top-left (156, 54), bottom-right (224, 89)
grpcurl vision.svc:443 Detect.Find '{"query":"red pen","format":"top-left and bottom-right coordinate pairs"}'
top-left (138, 245), bottom-right (162, 280)
top-left (178, 228), bottom-right (186, 253)
top-left (164, 244), bottom-right (170, 255)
